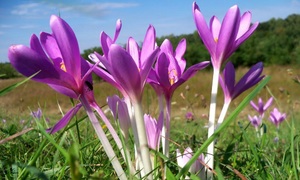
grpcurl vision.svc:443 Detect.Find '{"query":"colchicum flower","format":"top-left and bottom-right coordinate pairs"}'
top-left (147, 38), bottom-right (209, 158)
top-left (107, 95), bottom-right (131, 139)
top-left (193, 1), bottom-right (259, 69)
top-left (8, 15), bottom-right (126, 178)
top-left (250, 97), bottom-right (273, 116)
top-left (269, 108), bottom-right (286, 128)
top-left (91, 22), bottom-right (160, 177)
top-left (148, 39), bottom-right (209, 101)
top-left (8, 15), bottom-right (96, 133)
top-left (176, 147), bottom-right (205, 180)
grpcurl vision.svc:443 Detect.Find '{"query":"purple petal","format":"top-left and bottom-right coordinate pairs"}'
top-left (100, 31), bottom-right (113, 58)
top-left (40, 32), bottom-right (63, 68)
top-left (107, 95), bottom-right (119, 119)
top-left (216, 5), bottom-right (240, 63)
top-left (113, 19), bottom-right (122, 43)
top-left (30, 34), bottom-right (48, 61)
top-left (109, 44), bottom-right (142, 102)
top-left (127, 37), bottom-right (140, 68)
top-left (156, 53), bottom-right (172, 90)
top-left (140, 48), bottom-right (159, 84)
top-left (223, 62), bottom-right (236, 95)
top-left (236, 11), bottom-right (252, 39)
top-left (141, 25), bottom-right (156, 65)
top-left (175, 39), bottom-right (187, 74)
top-left (48, 84), bottom-right (78, 98)
top-left (160, 39), bottom-right (174, 56)
top-left (50, 15), bottom-right (81, 81)
top-left (263, 97), bottom-right (273, 111)
top-left (250, 100), bottom-right (259, 112)
top-left (8, 45), bottom-right (65, 86)
top-left (232, 62), bottom-right (263, 99)
top-left (210, 16), bottom-right (221, 42)
top-left (46, 103), bottom-right (82, 134)
top-left (171, 61), bottom-right (210, 93)
top-left (115, 96), bottom-right (130, 137)
top-left (193, 2), bottom-right (216, 57)
top-left (232, 21), bottom-right (259, 54)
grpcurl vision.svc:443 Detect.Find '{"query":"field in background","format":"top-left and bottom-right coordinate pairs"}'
top-left (1, 64), bottom-right (300, 179)
top-left (0, 65), bottom-right (299, 125)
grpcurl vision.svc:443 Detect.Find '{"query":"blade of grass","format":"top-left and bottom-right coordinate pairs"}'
top-left (176, 76), bottom-right (270, 179)
top-left (290, 115), bottom-right (299, 180)
top-left (0, 71), bottom-right (39, 96)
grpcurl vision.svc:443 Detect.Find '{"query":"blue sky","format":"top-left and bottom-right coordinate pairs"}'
top-left (0, 0), bottom-right (300, 62)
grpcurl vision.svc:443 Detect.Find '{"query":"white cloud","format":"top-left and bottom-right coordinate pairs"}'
top-left (0, 24), bottom-right (13, 28)
top-left (20, 25), bottom-right (38, 29)
top-left (10, 2), bottom-right (52, 18)
top-left (45, 2), bottom-right (139, 18)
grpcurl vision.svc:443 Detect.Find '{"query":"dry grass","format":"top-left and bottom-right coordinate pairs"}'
top-left (0, 65), bottom-right (299, 124)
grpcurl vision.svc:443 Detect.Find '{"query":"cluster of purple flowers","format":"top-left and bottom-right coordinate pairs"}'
top-left (7, 1), bottom-right (273, 179)
top-left (249, 97), bottom-right (286, 134)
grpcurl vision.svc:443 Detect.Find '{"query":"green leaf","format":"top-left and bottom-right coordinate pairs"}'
top-left (0, 71), bottom-right (39, 96)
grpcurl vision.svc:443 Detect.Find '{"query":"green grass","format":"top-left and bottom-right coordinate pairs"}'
top-left (0, 65), bottom-right (300, 179)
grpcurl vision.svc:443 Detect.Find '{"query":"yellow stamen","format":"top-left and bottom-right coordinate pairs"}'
top-left (214, 38), bottom-right (218, 43)
top-left (60, 62), bottom-right (66, 72)
top-left (168, 69), bottom-right (178, 85)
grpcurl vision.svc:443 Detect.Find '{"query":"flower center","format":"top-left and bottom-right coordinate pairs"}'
top-left (60, 62), bottom-right (66, 72)
top-left (169, 69), bottom-right (178, 85)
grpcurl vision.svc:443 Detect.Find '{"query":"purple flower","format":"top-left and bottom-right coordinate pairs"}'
top-left (30, 108), bottom-right (42, 119)
top-left (176, 147), bottom-right (205, 179)
top-left (107, 95), bottom-right (131, 139)
top-left (147, 38), bottom-right (209, 100)
top-left (193, 2), bottom-right (259, 70)
top-left (219, 61), bottom-right (264, 104)
top-left (269, 108), bottom-right (286, 128)
top-left (185, 112), bottom-right (194, 121)
top-left (144, 113), bottom-right (163, 150)
top-left (92, 24), bottom-right (159, 103)
top-left (250, 97), bottom-right (273, 116)
top-left (248, 115), bottom-right (262, 129)
top-left (8, 15), bottom-right (96, 133)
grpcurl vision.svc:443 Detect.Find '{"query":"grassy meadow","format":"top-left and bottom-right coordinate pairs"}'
top-left (0, 65), bottom-right (300, 179)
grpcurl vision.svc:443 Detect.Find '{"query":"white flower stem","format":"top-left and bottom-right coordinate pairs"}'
top-left (92, 103), bottom-right (136, 176)
top-left (80, 96), bottom-right (127, 180)
top-left (133, 102), bottom-right (153, 179)
top-left (206, 68), bottom-right (220, 180)
top-left (216, 101), bottom-right (231, 128)
top-left (163, 98), bottom-right (171, 158)
top-left (124, 98), bottom-right (142, 175)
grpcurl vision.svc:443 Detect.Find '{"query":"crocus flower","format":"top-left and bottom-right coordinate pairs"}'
top-left (176, 147), bottom-right (205, 180)
top-left (219, 61), bottom-right (264, 104)
top-left (193, 2), bottom-right (259, 70)
top-left (269, 108), bottom-right (286, 128)
top-left (248, 115), bottom-right (262, 129)
top-left (8, 15), bottom-right (96, 133)
top-left (144, 113), bottom-right (163, 150)
top-left (250, 97), bottom-right (273, 116)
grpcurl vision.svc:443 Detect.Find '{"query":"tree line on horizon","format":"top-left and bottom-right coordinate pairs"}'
top-left (1, 14), bottom-right (300, 79)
